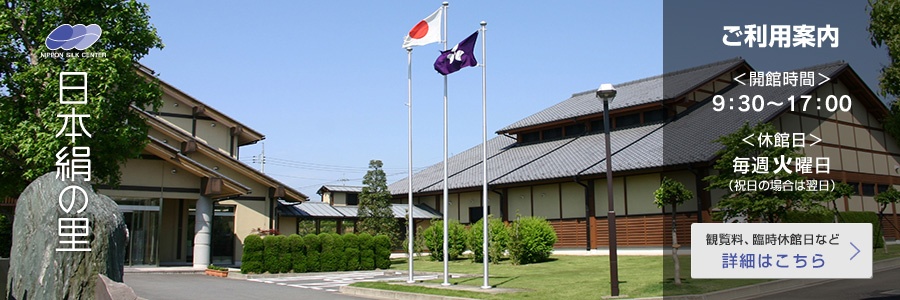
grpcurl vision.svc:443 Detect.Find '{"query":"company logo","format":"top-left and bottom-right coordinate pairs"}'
top-left (45, 24), bottom-right (102, 50)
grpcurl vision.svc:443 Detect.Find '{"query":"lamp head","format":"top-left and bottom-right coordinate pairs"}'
top-left (596, 83), bottom-right (617, 100)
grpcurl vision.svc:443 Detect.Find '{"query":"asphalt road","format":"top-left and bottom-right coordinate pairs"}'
top-left (124, 273), bottom-right (366, 300)
top-left (750, 267), bottom-right (900, 300)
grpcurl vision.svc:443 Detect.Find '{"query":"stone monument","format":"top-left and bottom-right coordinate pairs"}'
top-left (7, 172), bottom-right (127, 299)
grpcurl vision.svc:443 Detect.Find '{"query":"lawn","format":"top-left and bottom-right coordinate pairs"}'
top-left (352, 246), bottom-right (900, 299)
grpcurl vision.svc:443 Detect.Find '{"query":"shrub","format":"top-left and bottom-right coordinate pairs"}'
top-left (839, 211), bottom-right (884, 249)
top-left (509, 216), bottom-right (557, 265)
top-left (468, 215), bottom-right (510, 263)
top-left (422, 219), bottom-right (467, 261)
top-left (287, 234), bottom-right (306, 273)
top-left (318, 233), bottom-right (338, 271)
top-left (342, 234), bottom-right (361, 271)
top-left (0, 214), bottom-right (11, 258)
top-left (358, 233), bottom-right (376, 270)
top-left (303, 234), bottom-right (321, 272)
top-left (374, 234), bottom-right (392, 269)
top-left (783, 210), bottom-right (833, 223)
top-left (329, 233), bottom-right (347, 271)
top-left (413, 224), bottom-right (427, 257)
top-left (264, 235), bottom-right (291, 273)
top-left (240, 234), bottom-right (265, 274)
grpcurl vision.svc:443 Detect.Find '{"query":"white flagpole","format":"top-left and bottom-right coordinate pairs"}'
top-left (406, 46), bottom-right (415, 284)
top-left (480, 20), bottom-right (490, 290)
top-left (440, 1), bottom-right (451, 287)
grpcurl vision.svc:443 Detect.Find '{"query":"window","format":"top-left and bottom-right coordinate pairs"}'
top-left (346, 193), bottom-right (359, 205)
top-left (847, 182), bottom-right (860, 195)
top-left (862, 183), bottom-right (876, 196)
top-left (542, 128), bottom-right (563, 140)
top-left (643, 109), bottom-right (666, 123)
top-left (615, 113), bottom-right (640, 128)
top-left (878, 184), bottom-right (889, 194)
top-left (469, 206), bottom-right (490, 224)
top-left (564, 123), bottom-right (586, 137)
top-left (589, 119), bottom-right (604, 133)
top-left (521, 131), bottom-right (540, 143)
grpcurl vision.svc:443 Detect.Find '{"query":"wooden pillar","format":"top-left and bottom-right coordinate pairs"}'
top-left (585, 180), bottom-right (596, 250)
top-left (500, 189), bottom-right (509, 223)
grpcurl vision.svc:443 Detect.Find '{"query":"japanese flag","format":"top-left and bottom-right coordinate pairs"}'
top-left (402, 7), bottom-right (442, 48)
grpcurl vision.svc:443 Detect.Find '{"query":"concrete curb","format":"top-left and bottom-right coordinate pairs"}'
top-left (340, 286), bottom-right (476, 300)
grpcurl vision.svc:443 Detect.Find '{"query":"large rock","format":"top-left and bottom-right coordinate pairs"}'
top-left (7, 172), bottom-right (127, 299)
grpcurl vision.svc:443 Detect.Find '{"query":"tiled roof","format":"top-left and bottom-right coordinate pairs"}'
top-left (497, 57), bottom-right (746, 133)
top-left (389, 60), bottom-right (850, 194)
top-left (318, 185), bottom-right (364, 194)
top-left (277, 200), bottom-right (441, 219)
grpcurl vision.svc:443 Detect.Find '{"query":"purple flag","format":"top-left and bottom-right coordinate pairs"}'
top-left (434, 31), bottom-right (478, 75)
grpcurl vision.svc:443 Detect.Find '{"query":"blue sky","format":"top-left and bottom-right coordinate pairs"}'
top-left (138, 1), bottom-right (891, 200)
top-left (138, 1), bottom-right (664, 198)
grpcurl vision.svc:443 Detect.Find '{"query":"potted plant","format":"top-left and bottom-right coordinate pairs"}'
top-left (205, 264), bottom-right (229, 277)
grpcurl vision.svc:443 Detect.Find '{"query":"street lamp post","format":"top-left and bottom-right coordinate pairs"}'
top-left (596, 83), bottom-right (619, 297)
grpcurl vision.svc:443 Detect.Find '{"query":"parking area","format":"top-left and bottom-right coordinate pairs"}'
top-left (247, 271), bottom-right (439, 292)
top-left (125, 273), bottom-right (367, 300)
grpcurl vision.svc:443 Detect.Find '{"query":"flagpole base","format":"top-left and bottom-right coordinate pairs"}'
top-left (441, 282), bottom-right (451, 287)
top-left (406, 280), bottom-right (416, 284)
top-left (481, 286), bottom-right (492, 289)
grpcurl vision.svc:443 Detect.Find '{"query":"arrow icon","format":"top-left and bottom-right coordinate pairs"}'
top-left (850, 242), bottom-right (860, 261)
top-left (734, 73), bottom-right (746, 85)
top-left (743, 134), bottom-right (755, 146)
top-left (818, 73), bottom-right (831, 86)
top-left (809, 134), bottom-right (822, 146)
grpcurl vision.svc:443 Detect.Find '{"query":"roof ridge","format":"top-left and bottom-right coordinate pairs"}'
top-left (789, 60), bottom-right (847, 71)
top-left (570, 57), bottom-right (744, 98)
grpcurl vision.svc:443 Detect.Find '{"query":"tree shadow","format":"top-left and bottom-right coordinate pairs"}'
top-left (455, 276), bottom-right (520, 288)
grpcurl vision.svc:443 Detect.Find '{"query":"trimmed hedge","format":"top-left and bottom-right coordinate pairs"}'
top-left (264, 235), bottom-right (291, 273)
top-left (240, 234), bottom-right (265, 274)
top-left (509, 216), bottom-right (557, 265)
top-left (374, 234), bottom-right (392, 269)
top-left (330, 233), bottom-right (346, 271)
top-left (783, 210), bottom-right (833, 223)
top-left (318, 233), bottom-right (339, 272)
top-left (359, 233), bottom-right (376, 270)
top-left (343, 234), bottom-right (361, 271)
top-left (422, 219), bottom-right (467, 261)
top-left (242, 232), bottom-right (389, 274)
top-left (303, 234), bottom-right (321, 272)
top-left (782, 211), bottom-right (884, 249)
top-left (468, 216), bottom-right (510, 263)
top-left (288, 234), bottom-right (306, 273)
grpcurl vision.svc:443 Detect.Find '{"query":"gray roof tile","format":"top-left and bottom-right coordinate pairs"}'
top-left (278, 200), bottom-right (441, 219)
top-left (497, 57), bottom-right (745, 133)
top-left (390, 60), bottom-right (851, 195)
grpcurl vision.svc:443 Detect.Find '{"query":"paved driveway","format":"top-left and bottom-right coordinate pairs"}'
top-left (247, 271), bottom-right (439, 292)
top-left (124, 273), bottom-right (366, 300)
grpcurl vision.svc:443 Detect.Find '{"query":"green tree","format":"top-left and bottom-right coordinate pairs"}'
top-left (357, 160), bottom-right (399, 245)
top-left (800, 182), bottom-right (854, 223)
top-left (869, 0), bottom-right (900, 146)
top-left (868, 0), bottom-right (900, 98)
top-left (875, 187), bottom-right (900, 253)
top-left (654, 177), bottom-right (693, 285)
top-left (705, 122), bottom-right (804, 223)
top-left (0, 0), bottom-right (164, 198)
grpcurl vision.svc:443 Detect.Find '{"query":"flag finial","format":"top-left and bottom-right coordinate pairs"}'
top-left (442, 2), bottom-right (448, 6)
top-left (480, 21), bottom-right (487, 26)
